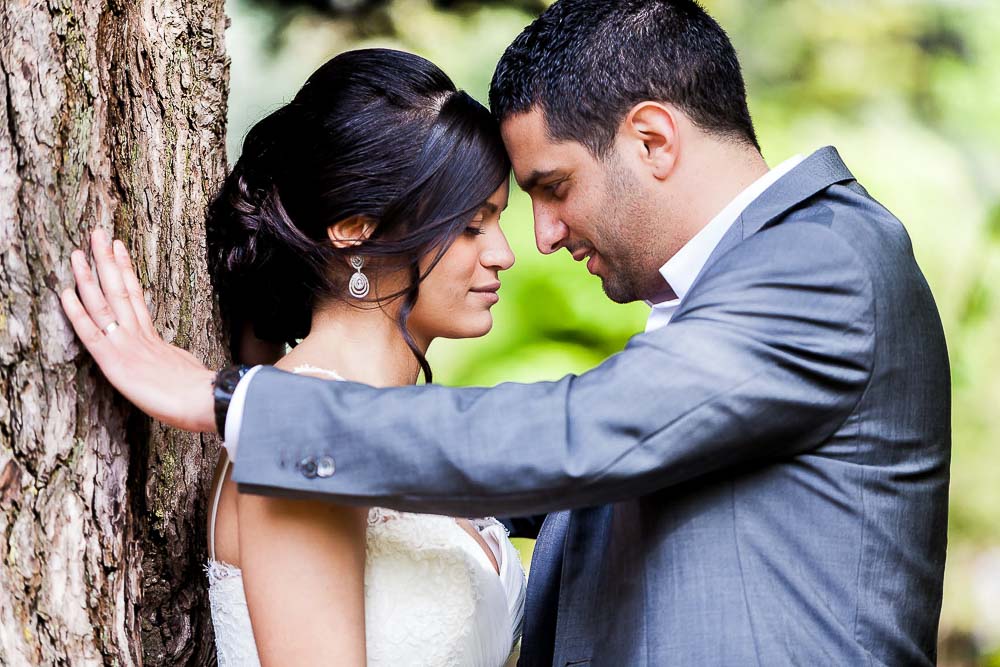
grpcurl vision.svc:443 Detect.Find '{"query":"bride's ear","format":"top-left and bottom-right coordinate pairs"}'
top-left (327, 215), bottom-right (376, 249)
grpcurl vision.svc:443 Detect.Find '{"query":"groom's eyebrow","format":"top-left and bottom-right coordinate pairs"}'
top-left (517, 169), bottom-right (559, 193)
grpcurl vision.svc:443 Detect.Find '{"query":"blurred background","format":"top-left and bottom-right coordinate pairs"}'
top-left (223, 0), bottom-right (1000, 663)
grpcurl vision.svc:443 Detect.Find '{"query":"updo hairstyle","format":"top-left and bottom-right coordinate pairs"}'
top-left (206, 49), bottom-right (510, 381)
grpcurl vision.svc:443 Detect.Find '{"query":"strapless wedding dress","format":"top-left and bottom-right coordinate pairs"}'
top-left (206, 367), bottom-right (526, 667)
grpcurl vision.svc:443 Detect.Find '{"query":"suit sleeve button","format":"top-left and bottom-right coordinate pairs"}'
top-left (316, 456), bottom-right (336, 478)
top-left (297, 456), bottom-right (318, 479)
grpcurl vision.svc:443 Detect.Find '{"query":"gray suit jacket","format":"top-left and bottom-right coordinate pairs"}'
top-left (233, 147), bottom-right (950, 666)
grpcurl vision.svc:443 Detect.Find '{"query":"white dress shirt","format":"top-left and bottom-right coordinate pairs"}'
top-left (225, 154), bottom-right (806, 460)
top-left (645, 154), bottom-right (804, 332)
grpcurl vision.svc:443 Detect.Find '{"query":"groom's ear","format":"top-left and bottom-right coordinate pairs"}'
top-left (327, 215), bottom-right (376, 249)
top-left (623, 102), bottom-right (679, 181)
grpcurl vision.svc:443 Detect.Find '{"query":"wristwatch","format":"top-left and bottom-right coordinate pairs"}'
top-left (213, 365), bottom-right (252, 437)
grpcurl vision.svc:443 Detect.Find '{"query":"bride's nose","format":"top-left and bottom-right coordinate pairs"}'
top-left (481, 229), bottom-right (515, 271)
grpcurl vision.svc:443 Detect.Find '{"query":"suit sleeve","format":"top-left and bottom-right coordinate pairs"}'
top-left (232, 222), bottom-right (875, 517)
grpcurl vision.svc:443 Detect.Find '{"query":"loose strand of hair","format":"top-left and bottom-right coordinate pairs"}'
top-left (397, 262), bottom-right (433, 384)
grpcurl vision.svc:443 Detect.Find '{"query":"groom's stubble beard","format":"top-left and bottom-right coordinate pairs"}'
top-left (594, 158), bottom-right (663, 305)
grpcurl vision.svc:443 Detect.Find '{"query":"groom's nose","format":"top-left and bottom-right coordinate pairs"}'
top-left (533, 203), bottom-right (569, 255)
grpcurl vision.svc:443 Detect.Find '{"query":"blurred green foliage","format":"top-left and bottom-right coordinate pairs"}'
top-left (225, 0), bottom-right (1000, 659)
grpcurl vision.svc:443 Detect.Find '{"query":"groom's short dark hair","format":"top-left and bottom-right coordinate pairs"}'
top-left (490, 0), bottom-right (760, 156)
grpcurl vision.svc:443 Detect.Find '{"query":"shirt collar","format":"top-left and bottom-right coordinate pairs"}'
top-left (651, 154), bottom-right (805, 306)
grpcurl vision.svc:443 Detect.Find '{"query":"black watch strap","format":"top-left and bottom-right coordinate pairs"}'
top-left (214, 365), bottom-right (252, 437)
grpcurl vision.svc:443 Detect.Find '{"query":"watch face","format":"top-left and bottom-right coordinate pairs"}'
top-left (217, 365), bottom-right (250, 392)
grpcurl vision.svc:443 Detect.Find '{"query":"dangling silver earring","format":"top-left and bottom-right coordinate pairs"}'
top-left (349, 256), bottom-right (370, 299)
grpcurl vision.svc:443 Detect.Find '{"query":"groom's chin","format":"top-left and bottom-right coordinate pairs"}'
top-left (600, 275), bottom-right (639, 305)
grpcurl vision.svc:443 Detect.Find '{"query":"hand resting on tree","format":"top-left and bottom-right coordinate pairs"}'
top-left (60, 228), bottom-right (217, 433)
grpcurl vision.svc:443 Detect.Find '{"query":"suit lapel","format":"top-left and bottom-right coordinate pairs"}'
top-left (553, 505), bottom-right (614, 665)
top-left (519, 510), bottom-right (571, 666)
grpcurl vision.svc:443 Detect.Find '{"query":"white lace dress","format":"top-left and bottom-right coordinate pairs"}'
top-left (206, 367), bottom-right (526, 667)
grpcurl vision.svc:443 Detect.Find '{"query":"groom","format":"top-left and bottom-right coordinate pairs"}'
top-left (64, 0), bottom-right (950, 664)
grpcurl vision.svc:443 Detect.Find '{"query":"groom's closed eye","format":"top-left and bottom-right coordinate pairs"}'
top-left (543, 179), bottom-right (569, 200)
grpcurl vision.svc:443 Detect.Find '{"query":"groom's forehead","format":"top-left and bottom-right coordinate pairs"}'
top-left (499, 107), bottom-right (550, 148)
top-left (501, 109), bottom-right (590, 188)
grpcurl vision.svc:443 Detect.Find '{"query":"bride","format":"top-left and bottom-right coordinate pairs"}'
top-left (201, 49), bottom-right (524, 665)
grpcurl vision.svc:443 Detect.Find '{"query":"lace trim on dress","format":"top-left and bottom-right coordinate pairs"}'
top-left (470, 517), bottom-right (509, 535)
top-left (205, 559), bottom-right (242, 584)
top-left (369, 507), bottom-right (506, 529)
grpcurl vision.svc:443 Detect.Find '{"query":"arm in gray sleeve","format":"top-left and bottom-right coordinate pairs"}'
top-left (232, 221), bottom-right (875, 517)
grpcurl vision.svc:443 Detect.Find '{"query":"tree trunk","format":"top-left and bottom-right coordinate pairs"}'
top-left (0, 1), bottom-right (229, 665)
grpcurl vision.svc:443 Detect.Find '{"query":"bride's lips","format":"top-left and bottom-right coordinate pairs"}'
top-left (470, 282), bottom-right (501, 305)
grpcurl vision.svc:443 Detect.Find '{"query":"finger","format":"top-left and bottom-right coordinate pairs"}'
top-left (71, 248), bottom-right (120, 332)
top-left (60, 287), bottom-right (115, 365)
top-left (90, 229), bottom-right (138, 332)
top-left (113, 239), bottom-right (156, 337)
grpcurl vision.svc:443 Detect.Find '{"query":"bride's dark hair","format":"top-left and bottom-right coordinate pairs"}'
top-left (206, 49), bottom-right (510, 381)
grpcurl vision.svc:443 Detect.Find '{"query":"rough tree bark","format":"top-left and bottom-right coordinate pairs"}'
top-left (0, 1), bottom-right (228, 665)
